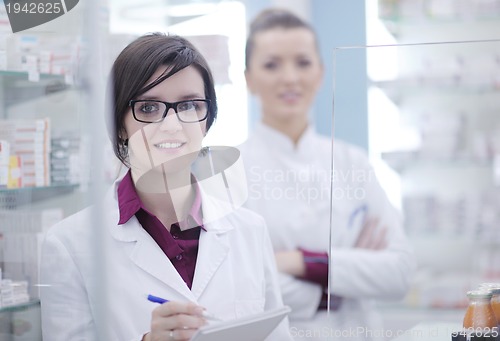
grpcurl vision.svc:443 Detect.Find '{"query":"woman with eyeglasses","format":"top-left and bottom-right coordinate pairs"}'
top-left (239, 8), bottom-right (416, 340)
top-left (39, 33), bottom-right (292, 341)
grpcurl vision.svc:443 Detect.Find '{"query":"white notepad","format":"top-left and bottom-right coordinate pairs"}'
top-left (190, 306), bottom-right (291, 341)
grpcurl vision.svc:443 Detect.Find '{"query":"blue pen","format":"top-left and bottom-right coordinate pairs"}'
top-left (147, 294), bottom-right (221, 321)
top-left (147, 294), bottom-right (169, 304)
top-left (348, 204), bottom-right (368, 229)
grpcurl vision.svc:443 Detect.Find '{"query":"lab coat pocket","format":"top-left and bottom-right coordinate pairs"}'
top-left (331, 202), bottom-right (367, 247)
top-left (234, 298), bottom-right (265, 318)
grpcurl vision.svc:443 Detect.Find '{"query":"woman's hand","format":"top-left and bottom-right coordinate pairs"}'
top-left (354, 216), bottom-right (388, 250)
top-left (275, 250), bottom-right (306, 277)
top-left (143, 301), bottom-right (207, 341)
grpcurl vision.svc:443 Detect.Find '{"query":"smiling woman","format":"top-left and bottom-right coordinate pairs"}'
top-left (239, 8), bottom-right (415, 341)
top-left (39, 32), bottom-right (293, 341)
top-left (244, 24), bottom-right (323, 134)
top-left (124, 66), bottom-right (209, 193)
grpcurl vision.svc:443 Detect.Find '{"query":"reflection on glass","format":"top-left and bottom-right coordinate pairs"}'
top-left (0, 2), bottom-right (90, 340)
top-left (1, 1), bottom-right (248, 340)
top-left (335, 38), bottom-right (500, 339)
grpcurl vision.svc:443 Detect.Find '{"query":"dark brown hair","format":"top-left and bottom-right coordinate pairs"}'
top-left (245, 8), bottom-right (320, 70)
top-left (107, 32), bottom-right (218, 165)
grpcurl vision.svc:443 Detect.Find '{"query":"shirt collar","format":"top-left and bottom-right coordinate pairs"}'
top-left (117, 169), bottom-right (205, 230)
top-left (254, 121), bottom-right (316, 154)
top-left (184, 179), bottom-right (204, 229)
top-left (117, 170), bottom-right (141, 225)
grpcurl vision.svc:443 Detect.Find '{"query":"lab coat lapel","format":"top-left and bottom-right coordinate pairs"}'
top-left (190, 189), bottom-right (234, 300)
top-left (129, 224), bottom-right (194, 301)
top-left (107, 199), bottom-right (194, 302)
top-left (106, 176), bottom-right (237, 302)
top-left (190, 226), bottom-right (230, 300)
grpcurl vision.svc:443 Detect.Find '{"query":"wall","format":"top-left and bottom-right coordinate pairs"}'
top-left (311, 0), bottom-right (368, 150)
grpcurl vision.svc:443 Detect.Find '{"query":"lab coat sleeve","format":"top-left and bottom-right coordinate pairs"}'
top-left (278, 273), bottom-right (323, 320)
top-left (330, 157), bottom-right (416, 300)
top-left (39, 231), bottom-right (97, 341)
top-left (261, 223), bottom-right (294, 341)
top-left (330, 245), bottom-right (414, 299)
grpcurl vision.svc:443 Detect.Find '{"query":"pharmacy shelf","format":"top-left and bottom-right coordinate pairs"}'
top-left (371, 1), bottom-right (500, 308)
top-left (0, 299), bottom-right (39, 313)
top-left (0, 184), bottom-right (79, 208)
top-left (0, 70), bottom-right (64, 79)
top-left (0, 298), bottom-right (42, 341)
top-left (380, 16), bottom-right (500, 25)
top-left (0, 184), bottom-right (78, 194)
top-left (0, 70), bottom-right (70, 118)
top-left (381, 153), bottom-right (493, 172)
top-left (0, 70), bottom-right (68, 92)
top-left (378, 11), bottom-right (500, 37)
top-left (371, 80), bottom-right (500, 97)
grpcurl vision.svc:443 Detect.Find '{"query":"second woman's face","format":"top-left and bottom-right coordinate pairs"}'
top-left (245, 27), bottom-right (323, 123)
top-left (124, 65), bottom-right (207, 178)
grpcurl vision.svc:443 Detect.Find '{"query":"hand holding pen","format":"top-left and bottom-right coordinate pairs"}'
top-left (144, 295), bottom-right (221, 341)
top-left (147, 295), bottom-right (221, 321)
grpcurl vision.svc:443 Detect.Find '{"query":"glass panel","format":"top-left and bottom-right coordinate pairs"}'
top-left (31, 1), bottom-right (292, 340)
top-left (333, 38), bottom-right (500, 339)
top-left (0, 1), bottom-right (92, 340)
top-left (240, 7), bottom-right (335, 339)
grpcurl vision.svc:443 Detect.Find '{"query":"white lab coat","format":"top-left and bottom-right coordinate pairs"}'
top-left (39, 176), bottom-right (292, 341)
top-left (239, 123), bottom-right (416, 340)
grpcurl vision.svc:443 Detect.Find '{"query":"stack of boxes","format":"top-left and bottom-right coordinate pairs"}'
top-left (0, 140), bottom-right (9, 188)
top-left (5, 34), bottom-right (80, 80)
top-left (0, 208), bottom-right (64, 301)
top-left (0, 120), bottom-right (87, 189)
top-left (50, 133), bottom-right (81, 186)
top-left (0, 279), bottom-right (29, 308)
top-left (0, 118), bottom-right (50, 188)
top-left (0, 268), bottom-right (30, 308)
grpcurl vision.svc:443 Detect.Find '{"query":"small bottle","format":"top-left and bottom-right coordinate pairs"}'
top-left (462, 290), bottom-right (498, 339)
top-left (479, 283), bottom-right (500, 326)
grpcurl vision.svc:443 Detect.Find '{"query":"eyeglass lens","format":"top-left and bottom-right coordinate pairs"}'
top-left (132, 100), bottom-right (208, 123)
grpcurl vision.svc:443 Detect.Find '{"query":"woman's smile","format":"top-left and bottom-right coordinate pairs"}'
top-left (154, 140), bottom-right (187, 151)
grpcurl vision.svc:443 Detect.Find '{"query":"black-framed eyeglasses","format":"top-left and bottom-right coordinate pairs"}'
top-left (129, 99), bottom-right (210, 124)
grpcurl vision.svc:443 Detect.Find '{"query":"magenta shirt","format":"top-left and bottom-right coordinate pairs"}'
top-left (117, 170), bottom-right (204, 290)
top-left (300, 249), bottom-right (342, 310)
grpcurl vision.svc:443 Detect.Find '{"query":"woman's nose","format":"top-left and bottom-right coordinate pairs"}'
top-left (281, 64), bottom-right (300, 83)
top-left (159, 108), bottom-right (183, 132)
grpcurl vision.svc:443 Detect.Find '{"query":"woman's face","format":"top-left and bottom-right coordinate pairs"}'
top-left (245, 27), bottom-right (323, 125)
top-left (124, 65), bottom-right (207, 179)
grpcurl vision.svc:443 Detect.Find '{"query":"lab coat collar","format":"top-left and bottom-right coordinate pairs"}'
top-left (106, 178), bottom-right (234, 301)
top-left (254, 121), bottom-right (317, 155)
top-left (117, 170), bottom-right (205, 230)
top-left (190, 227), bottom-right (230, 299)
top-left (129, 221), bottom-right (196, 301)
top-left (99, 185), bottom-right (193, 300)
top-left (109, 174), bottom-right (235, 238)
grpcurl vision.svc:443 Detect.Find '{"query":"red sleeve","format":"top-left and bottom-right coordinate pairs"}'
top-left (298, 248), bottom-right (328, 288)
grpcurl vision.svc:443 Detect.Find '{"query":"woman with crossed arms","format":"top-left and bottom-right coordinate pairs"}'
top-left (240, 8), bottom-right (416, 340)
